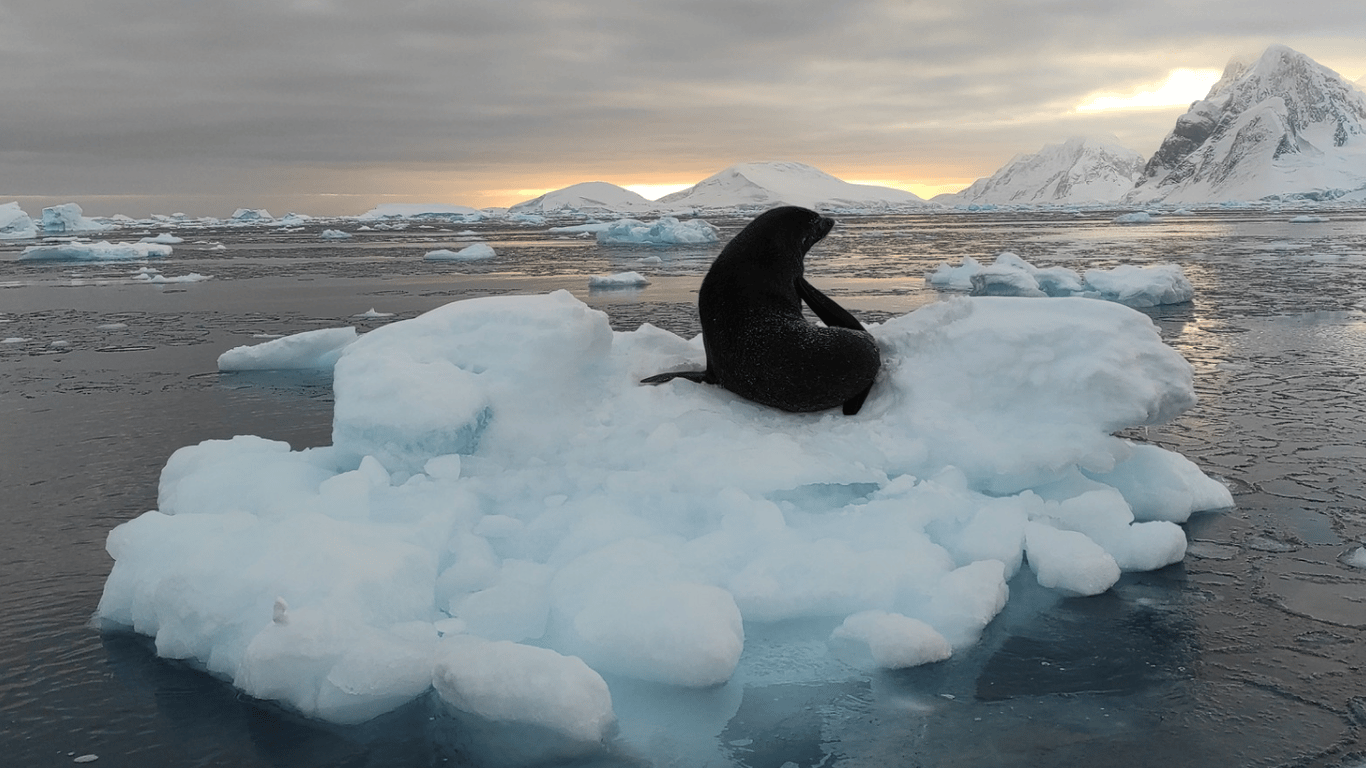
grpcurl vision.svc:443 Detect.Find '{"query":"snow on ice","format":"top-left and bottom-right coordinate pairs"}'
top-left (927, 252), bottom-right (1194, 307)
top-left (97, 289), bottom-right (1231, 744)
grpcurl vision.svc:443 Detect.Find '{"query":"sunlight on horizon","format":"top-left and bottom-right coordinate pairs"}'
top-left (847, 178), bottom-right (971, 200)
top-left (623, 183), bottom-right (693, 201)
top-left (1076, 68), bottom-right (1222, 113)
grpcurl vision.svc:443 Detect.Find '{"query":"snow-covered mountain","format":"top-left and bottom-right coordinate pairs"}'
top-left (656, 161), bottom-right (929, 212)
top-left (508, 181), bottom-right (652, 216)
top-left (1127, 45), bottom-right (1366, 204)
top-left (935, 137), bottom-right (1145, 206)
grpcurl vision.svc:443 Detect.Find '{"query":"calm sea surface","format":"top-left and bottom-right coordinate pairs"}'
top-left (3, 209), bottom-right (1366, 767)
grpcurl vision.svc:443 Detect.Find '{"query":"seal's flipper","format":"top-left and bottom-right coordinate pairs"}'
top-left (641, 369), bottom-right (711, 385)
top-left (796, 277), bottom-right (866, 332)
top-left (842, 383), bottom-right (872, 415)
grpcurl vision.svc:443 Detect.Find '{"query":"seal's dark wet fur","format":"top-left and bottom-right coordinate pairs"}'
top-left (642, 206), bottom-right (880, 415)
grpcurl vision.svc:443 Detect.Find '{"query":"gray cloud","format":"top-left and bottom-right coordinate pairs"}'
top-left (2, 0), bottom-right (1363, 216)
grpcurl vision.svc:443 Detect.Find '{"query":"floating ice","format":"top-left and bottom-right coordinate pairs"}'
top-left (425, 243), bottom-right (496, 261)
top-left (588, 271), bottom-right (651, 288)
top-left (320, 229), bottom-right (352, 240)
top-left (595, 216), bottom-right (720, 245)
top-left (1083, 264), bottom-right (1195, 307)
top-left (1342, 546), bottom-right (1366, 570)
top-left (218, 327), bottom-right (359, 371)
top-left (132, 267), bottom-right (211, 284)
top-left (98, 291), bottom-right (1230, 737)
top-left (354, 308), bottom-right (395, 319)
top-left (1113, 211), bottom-right (1157, 224)
top-left (139, 233), bottom-right (184, 244)
top-left (230, 208), bottom-right (273, 222)
top-left (41, 203), bottom-right (110, 234)
top-left (19, 241), bottom-right (173, 262)
top-left (1, 201), bottom-right (37, 240)
top-left (928, 252), bottom-right (1194, 307)
top-left (1289, 215), bottom-right (1328, 223)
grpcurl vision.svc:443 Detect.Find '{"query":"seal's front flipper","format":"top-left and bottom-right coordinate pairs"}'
top-left (641, 369), bottom-right (711, 385)
top-left (796, 277), bottom-right (866, 332)
top-left (842, 384), bottom-right (872, 415)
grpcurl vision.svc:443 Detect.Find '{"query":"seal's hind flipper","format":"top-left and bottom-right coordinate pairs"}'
top-left (641, 369), bottom-right (711, 385)
top-left (842, 384), bottom-right (872, 415)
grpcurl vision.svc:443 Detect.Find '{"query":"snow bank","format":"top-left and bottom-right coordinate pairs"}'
top-left (595, 217), bottom-right (719, 245)
top-left (98, 291), bottom-right (1229, 734)
top-left (425, 243), bottom-right (496, 261)
top-left (218, 327), bottom-right (359, 371)
top-left (588, 271), bottom-right (650, 288)
top-left (19, 240), bottom-right (174, 261)
top-left (927, 252), bottom-right (1194, 307)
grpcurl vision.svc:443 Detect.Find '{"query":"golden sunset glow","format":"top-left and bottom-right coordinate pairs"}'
top-left (1075, 68), bottom-right (1223, 112)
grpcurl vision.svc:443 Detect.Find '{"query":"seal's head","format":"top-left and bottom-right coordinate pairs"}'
top-left (724, 206), bottom-right (834, 272)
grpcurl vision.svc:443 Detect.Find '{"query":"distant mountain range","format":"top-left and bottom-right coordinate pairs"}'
top-left (507, 162), bottom-right (929, 217)
top-left (932, 137), bottom-right (1146, 206)
top-left (507, 44), bottom-right (1366, 214)
top-left (654, 161), bottom-right (928, 212)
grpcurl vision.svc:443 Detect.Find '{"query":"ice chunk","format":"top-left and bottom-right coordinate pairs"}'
top-left (588, 271), bottom-right (651, 288)
top-left (0, 202), bottom-right (37, 240)
top-left (1083, 264), bottom-right (1194, 307)
top-left (20, 241), bottom-right (173, 261)
top-left (218, 327), bottom-right (359, 371)
top-left (1024, 522), bottom-right (1120, 596)
top-left (595, 216), bottom-right (720, 245)
top-left (424, 243), bottom-right (496, 260)
top-left (432, 636), bottom-right (614, 744)
top-left (41, 203), bottom-right (110, 233)
top-left (829, 610), bottom-right (952, 669)
top-left (230, 208), bottom-right (273, 222)
top-left (929, 252), bottom-right (1193, 306)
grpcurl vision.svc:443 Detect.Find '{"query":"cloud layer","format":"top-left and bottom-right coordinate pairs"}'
top-left (3, 0), bottom-right (1364, 215)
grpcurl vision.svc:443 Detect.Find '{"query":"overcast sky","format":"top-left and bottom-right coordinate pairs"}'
top-left (3, 0), bottom-right (1364, 218)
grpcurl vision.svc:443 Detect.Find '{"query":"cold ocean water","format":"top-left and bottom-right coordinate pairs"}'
top-left (3, 209), bottom-right (1366, 767)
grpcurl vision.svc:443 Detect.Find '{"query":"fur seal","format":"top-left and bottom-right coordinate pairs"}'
top-left (642, 205), bottom-right (880, 415)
